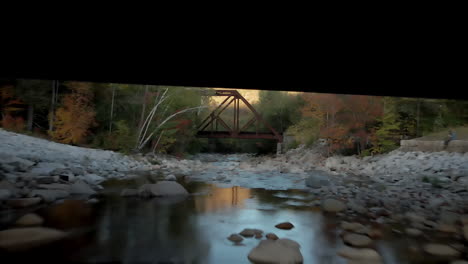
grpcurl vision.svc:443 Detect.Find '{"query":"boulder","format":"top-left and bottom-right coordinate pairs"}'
top-left (227, 234), bottom-right (243, 243)
top-left (0, 227), bottom-right (67, 251)
top-left (423, 244), bottom-right (461, 257)
top-left (337, 246), bottom-right (382, 262)
top-left (5, 197), bottom-right (41, 208)
top-left (247, 238), bottom-right (303, 264)
top-left (29, 189), bottom-right (69, 203)
top-left (240, 228), bottom-right (256, 238)
top-left (70, 180), bottom-right (96, 195)
top-left (322, 199), bottom-right (346, 213)
top-left (121, 188), bottom-right (138, 197)
top-left (138, 181), bottom-right (188, 197)
top-left (275, 222), bottom-right (294, 230)
top-left (165, 174), bottom-right (177, 181)
top-left (343, 233), bottom-right (373, 247)
top-left (341, 222), bottom-right (366, 232)
top-left (406, 228), bottom-right (423, 237)
top-left (14, 213), bottom-right (44, 227)
top-left (266, 233), bottom-right (279, 240)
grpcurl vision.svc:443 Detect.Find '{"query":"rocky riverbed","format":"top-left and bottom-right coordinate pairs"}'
top-left (2, 128), bottom-right (468, 263)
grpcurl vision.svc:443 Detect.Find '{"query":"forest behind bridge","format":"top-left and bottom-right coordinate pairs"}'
top-left (1, 79), bottom-right (468, 156)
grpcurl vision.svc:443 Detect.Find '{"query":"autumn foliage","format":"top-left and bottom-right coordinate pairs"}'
top-left (50, 82), bottom-right (97, 144)
top-left (1, 84), bottom-right (25, 132)
top-left (292, 93), bottom-right (384, 154)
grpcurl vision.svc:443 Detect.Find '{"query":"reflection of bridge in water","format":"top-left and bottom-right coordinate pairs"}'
top-left (194, 186), bottom-right (251, 212)
top-left (196, 90), bottom-right (283, 143)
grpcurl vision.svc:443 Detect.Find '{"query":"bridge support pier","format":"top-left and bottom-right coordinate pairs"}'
top-left (276, 142), bottom-right (283, 155)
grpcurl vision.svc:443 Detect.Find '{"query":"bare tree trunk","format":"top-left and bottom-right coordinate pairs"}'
top-left (416, 99), bottom-right (420, 137)
top-left (27, 104), bottom-right (34, 131)
top-left (49, 80), bottom-right (56, 132)
top-left (138, 85), bottom-right (149, 131)
top-left (109, 85), bottom-right (116, 133)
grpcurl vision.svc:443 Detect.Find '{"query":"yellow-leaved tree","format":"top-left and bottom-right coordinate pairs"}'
top-left (50, 82), bottom-right (97, 144)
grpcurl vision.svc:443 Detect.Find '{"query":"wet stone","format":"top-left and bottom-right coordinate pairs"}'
top-left (14, 213), bottom-right (44, 227)
top-left (423, 244), bottom-right (461, 257)
top-left (266, 233), bottom-right (279, 240)
top-left (227, 234), bottom-right (243, 243)
top-left (275, 222), bottom-right (294, 230)
top-left (406, 228), bottom-right (423, 237)
top-left (343, 233), bottom-right (373, 247)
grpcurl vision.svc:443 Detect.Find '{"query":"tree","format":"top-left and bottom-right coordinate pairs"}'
top-left (368, 98), bottom-right (401, 155)
top-left (50, 82), bottom-right (97, 144)
top-left (0, 83), bottom-right (25, 131)
top-left (14, 79), bottom-right (52, 131)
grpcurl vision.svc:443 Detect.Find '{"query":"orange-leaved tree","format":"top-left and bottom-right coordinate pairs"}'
top-left (50, 82), bottom-right (97, 144)
top-left (0, 84), bottom-right (25, 131)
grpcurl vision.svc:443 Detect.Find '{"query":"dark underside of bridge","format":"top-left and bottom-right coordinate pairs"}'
top-left (197, 131), bottom-right (279, 140)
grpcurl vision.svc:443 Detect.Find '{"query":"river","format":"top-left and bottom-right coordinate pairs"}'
top-left (0, 154), bottom-right (458, 263)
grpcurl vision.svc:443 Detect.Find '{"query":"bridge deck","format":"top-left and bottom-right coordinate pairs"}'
top-left (196, 131), bottom-right (281, 141)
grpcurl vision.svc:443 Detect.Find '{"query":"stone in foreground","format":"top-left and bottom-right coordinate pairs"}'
top-left (337, 246), bottom-right (382, 262)
top-left (0, 227), bottom-right (67, 251)
top-left (14, 213), bottom-right (44, 227)
top-left (343, 233), bottom-right (373, 247)
top-left (248, 238), bottom-right (303, 264)
top-left (322, 198), bottom-right (346, 213)
top-left (423, 244), bottom-right (461, 257)
top-left (275, 222), bottom-right (295, 230)
top-left (138, 181), bottom-right (189, 197)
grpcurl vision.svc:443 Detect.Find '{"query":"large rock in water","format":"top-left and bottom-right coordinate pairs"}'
top-left (138, 181), bottom-right (189, 197)
top-left (0, 227), bottom-right (67, 251)
top-left (248, 238), bottom-right (303, 264)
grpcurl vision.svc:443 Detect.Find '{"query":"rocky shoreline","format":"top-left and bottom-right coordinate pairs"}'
top-left (2, 128), bottom-right (468, 262)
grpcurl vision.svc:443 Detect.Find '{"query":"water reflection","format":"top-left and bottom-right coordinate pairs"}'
top-left (0, 183), bottom-right (434, 263)
top-left (194, 185), bottom-right (251, 212)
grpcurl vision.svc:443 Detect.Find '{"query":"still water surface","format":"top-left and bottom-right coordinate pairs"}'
top-left (0, 181), bottom-right (443, 263)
